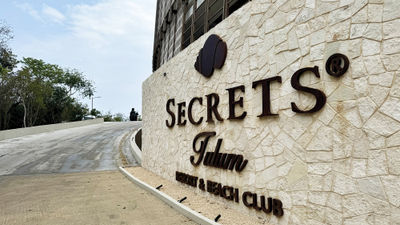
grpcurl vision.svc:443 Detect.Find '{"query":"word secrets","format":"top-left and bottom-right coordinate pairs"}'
top-left (165, 54), bottom-right (349, 128)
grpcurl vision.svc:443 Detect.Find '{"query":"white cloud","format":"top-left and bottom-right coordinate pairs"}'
top-left (42, 4), bottom-right (65, 24)
top-left (11, 0), bottom-right (157, 115)
top-left (16, 2), bottom-right (42, 21)
top-left (67, 0), bottom-right (155, 47)
top-left (16, 2), bottom-right (66, 24)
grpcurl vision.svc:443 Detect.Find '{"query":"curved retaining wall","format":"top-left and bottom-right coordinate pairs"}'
top-left (130, 128), bottom-right (142, 165)
top-left (142, 0), bottom-right (400, 224)
top-left (0, 118), bottom-right (104, 141)
top-left (135, 128), bottom-right (142, 150)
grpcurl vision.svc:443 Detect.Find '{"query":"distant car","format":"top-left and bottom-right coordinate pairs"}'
top-left (82, 115), bottom-right (96, 120)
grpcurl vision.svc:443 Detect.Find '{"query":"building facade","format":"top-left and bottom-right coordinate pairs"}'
top-left (145, 0), bottom-right (400, 224)
top-left (152, 0), bottom-right (249, 71)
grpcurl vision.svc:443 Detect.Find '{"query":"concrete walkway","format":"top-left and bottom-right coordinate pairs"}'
top-left (0, 171), bottom-right (196, 225)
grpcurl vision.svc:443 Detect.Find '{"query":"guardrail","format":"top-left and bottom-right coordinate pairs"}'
top-left (0, 118), bottom-right (104, 141)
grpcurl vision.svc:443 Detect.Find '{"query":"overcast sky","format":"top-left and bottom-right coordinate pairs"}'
top-left (0, 0), bottom-right (156, 116)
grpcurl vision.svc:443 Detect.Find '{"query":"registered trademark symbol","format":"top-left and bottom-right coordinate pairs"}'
top-left (325, 53), bottom-right (349, 77)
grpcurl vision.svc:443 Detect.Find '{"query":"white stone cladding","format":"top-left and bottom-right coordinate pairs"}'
top-left (142, 0), bottom-right (400, 224)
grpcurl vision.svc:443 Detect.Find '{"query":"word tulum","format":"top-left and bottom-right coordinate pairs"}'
top-left (190, 131), bottom-right (248, 172)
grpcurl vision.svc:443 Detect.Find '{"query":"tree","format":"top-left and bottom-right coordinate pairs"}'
top-left (62, 69), bottom-right (94, 98)
top-left (0, 21), bottom-right (12, 49)
top-left (0, 48), bottom-right (17, 70)
top-left (13, 58), bottom-right (94, 127)
top-left (90, 108), bottom-right (101, 117)
top-left (61, 102), bottom-right (89, 122)
top-left (0, 23), bottom-right (95, 130)
top-left (0, 22), bottom-right (17, 130)
top-left (15, 59), bottom-right (57, 127)
top-left (0, 57), bottom-right (95, 129)
top-left (0, 66), bottom-right (17, 129)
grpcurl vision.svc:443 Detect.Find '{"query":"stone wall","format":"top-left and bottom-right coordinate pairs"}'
top-left (142, 0), bottom-right (400, 224)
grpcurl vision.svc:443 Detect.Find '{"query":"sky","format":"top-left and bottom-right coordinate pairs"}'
top-left (0, 0), bottom-right (156, 117)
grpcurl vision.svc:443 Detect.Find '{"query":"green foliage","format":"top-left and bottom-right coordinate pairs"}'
top-left (0, 21), bottom-right (12, 48)
top-left (102, 112), bottom-right (113, 122)
top-left (0, 50), bottom-right (18, 130)
top-left (113, 113), bottom-right (124, 122)
top-left (90, 108), bottom-right (101, 117)
top-left (100, 111), bottom-right (126, 122)
top-left (61, 102), bottom-right (89, 122)
top-left (0, 48), bottom-right (17, 70)
top-left (0, 24), bottom-right (94, 130)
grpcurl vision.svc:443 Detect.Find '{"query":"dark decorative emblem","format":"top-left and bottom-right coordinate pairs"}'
top-left (194, 34), bottom-right (227, 78)
top-left (325, 53), bottom-right (349, 77)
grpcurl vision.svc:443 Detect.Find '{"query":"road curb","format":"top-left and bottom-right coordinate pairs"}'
top-left (119, 167), bottom-right (219, 225)
top-left (129, 128), bottom-right (142, 165)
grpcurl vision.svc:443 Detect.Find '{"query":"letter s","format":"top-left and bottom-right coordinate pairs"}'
top-left (166, 98), bottom-right (175, 128)
top-left (291, 66), bottom-right (326, 113)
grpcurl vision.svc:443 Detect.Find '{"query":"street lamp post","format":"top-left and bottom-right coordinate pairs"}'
top-left (91, 96), bottom-right (101, 112)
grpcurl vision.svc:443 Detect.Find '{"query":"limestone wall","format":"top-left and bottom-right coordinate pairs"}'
top-left (142, 0), bottom-right (400, 224)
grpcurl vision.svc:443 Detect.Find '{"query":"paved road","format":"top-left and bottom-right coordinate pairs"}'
top-left (0, 122), bottom-right (141, 176)
top-left (0, 122), bottom-right (197, 224)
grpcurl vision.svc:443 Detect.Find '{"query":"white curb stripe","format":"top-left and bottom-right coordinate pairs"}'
top-left (119, 166), bottom-right (219, 225)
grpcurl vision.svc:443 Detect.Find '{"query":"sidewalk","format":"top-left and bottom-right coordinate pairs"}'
top-left (0, 171), bottom-right (195, 225)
